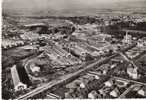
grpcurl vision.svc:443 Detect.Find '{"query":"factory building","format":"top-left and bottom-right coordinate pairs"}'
top-left (11, 64), bottom-right (31, 91)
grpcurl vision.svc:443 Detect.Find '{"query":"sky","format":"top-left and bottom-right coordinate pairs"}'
top-left (3, 0), bottom-right (142, 10)
top-left (2, 0), bottom-right (146, 16)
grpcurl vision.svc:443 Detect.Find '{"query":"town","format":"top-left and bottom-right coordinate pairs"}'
top-left (2, 13), bottom-right (146, 99)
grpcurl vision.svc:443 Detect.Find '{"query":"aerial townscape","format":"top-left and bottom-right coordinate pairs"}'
top-left (2, 0), bottom-right (146, 99)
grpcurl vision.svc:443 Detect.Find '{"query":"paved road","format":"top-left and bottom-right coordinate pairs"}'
top-left (122, 29), bottom-right (146, 35)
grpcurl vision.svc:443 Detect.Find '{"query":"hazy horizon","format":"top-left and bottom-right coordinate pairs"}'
top-left (2, 0), bottom-right (146, 16)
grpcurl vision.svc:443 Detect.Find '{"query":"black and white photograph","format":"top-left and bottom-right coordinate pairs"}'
top-left (2, 0), bottom-right (146, 99)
